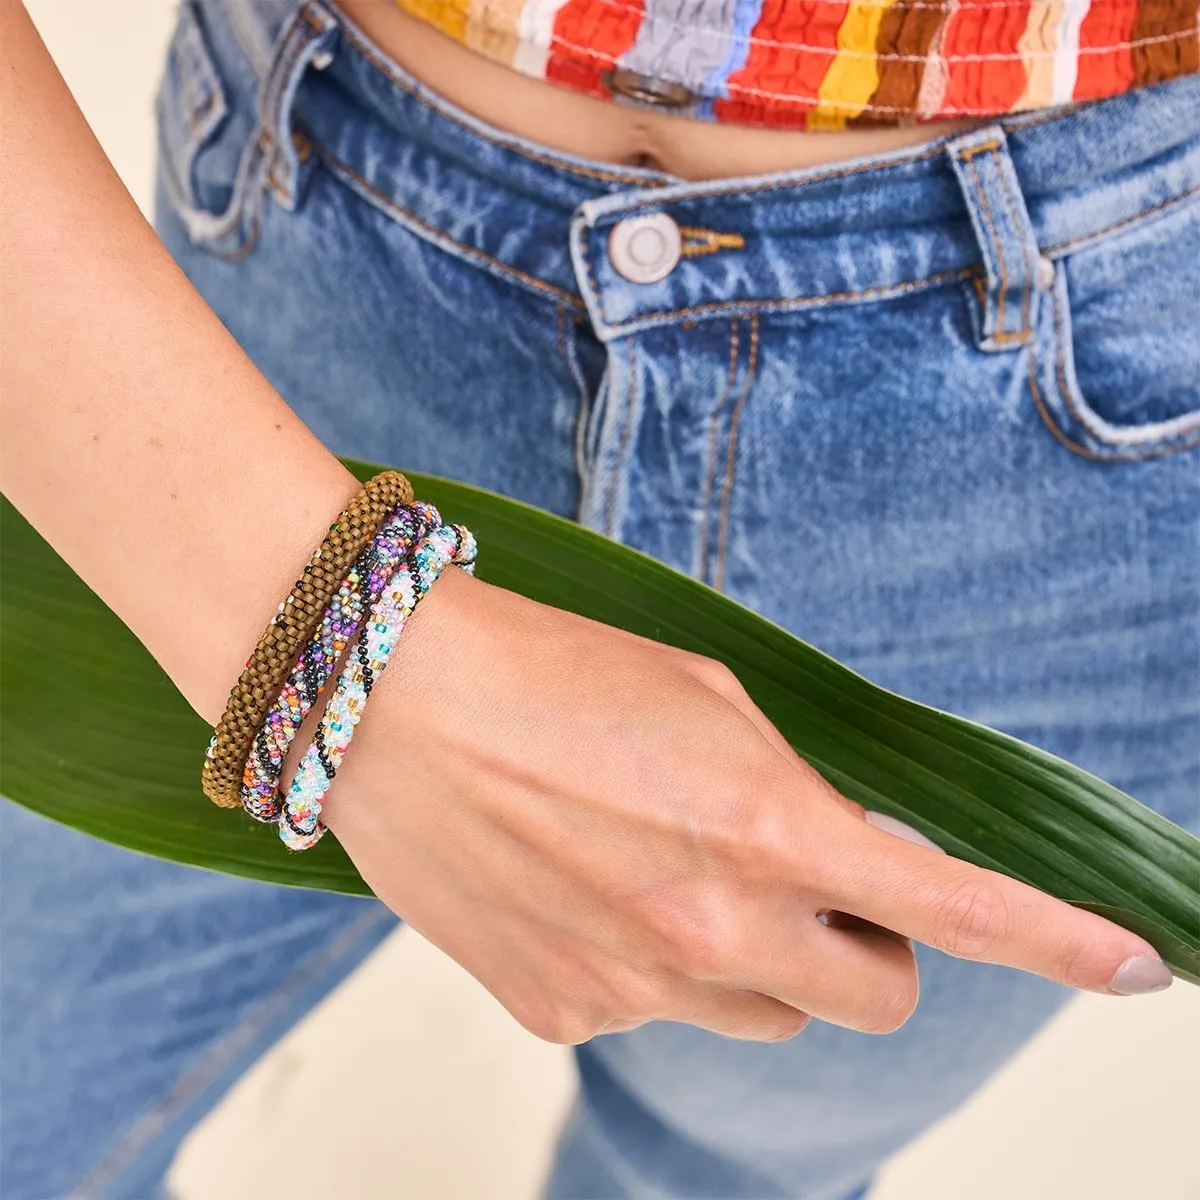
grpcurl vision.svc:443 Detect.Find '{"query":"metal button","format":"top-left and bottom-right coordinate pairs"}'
top-left (609, 214), bottom-right (682, 284)
top-left (1035, 254), bottom-right (1056, 291)
top-left (604, 68), bottom-right (696, 109)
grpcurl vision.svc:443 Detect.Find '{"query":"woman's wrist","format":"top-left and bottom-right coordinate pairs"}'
top-left (176, 459), bottom-right (365, 728)
top-left (0, 1), bottom-right (374, 728)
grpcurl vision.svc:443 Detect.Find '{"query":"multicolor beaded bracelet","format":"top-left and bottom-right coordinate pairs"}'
top-left (280, 520), bottom-right (478, 852)
top-left (239, 502), bottom-right (441, 824)
top-left (202, 470), bottom-right (414, 808)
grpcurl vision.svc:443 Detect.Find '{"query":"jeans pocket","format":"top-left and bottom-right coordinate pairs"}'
top-left (156, 0), bottom-right (309, 260)
top-left (1030, 197), bottom-right (1200, 462)
top-left (154, 2), bottom-right (249, 244)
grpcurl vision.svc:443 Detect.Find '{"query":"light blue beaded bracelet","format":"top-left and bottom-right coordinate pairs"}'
top-left (239, 502), bottom-right (440, 824)
top-left (279, 520), bottom-right (478, 852)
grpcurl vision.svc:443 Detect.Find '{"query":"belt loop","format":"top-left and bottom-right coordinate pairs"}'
top-left (260, 1), bottom-right (338, 212)
top-left (947, 126), bottom-right (1048, 352)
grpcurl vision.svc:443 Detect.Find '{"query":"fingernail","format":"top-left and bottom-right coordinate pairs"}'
top-left (1108, 956), bottom-right (1173, 996)
top-left (865, 811), bottom-right (945, 854)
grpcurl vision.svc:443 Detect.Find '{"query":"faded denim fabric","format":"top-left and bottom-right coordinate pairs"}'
top-left (2, 1), bottom-right (1197, 1196)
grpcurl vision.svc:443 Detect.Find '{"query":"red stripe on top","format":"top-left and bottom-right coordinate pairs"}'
top-left (548, 0), bottom-right (644, 96)
top-left (1074, 0), bottom-right (1139, 101)
top-left (941, 0), bottom-right (1033, 115)
top-left (714, 0), bottom-right (850, 126)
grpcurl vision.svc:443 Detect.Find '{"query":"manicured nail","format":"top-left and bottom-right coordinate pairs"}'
top-left (865, 811), bottom-right (945, 853)
top-left (1109, 956), bottom-right (1173, 996)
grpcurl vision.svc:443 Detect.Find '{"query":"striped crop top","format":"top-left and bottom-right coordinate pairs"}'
top-left (390, 0), bottom-right (1200, 129)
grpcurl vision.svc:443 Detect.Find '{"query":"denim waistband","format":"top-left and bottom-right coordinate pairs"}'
top-left (216, 0), bottom-right (1200, 341)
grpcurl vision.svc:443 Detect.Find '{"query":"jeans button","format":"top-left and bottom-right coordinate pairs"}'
top-left (609, 213), bottom-right (682, 284)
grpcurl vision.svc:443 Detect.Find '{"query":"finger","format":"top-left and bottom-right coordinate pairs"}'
top-left (819, 908), bottom-right (912, 951)
top-left (663, 984), bottom-right (812, 1042)
top-left (745, 905), bottom-right (920, 1033)
top-left (596, 1017), bottom-right (647, 1035)
top-left (826, 814), bottom-right (1173, 995)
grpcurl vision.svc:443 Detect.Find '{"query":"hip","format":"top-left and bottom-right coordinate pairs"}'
top-left (158, 0), bottom-right (1200, 818)
top-left (335, 0), bottom-right (983, 179)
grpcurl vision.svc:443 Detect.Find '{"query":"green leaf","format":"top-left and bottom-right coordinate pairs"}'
top-left (2, 461), bottom-right (1198, 983)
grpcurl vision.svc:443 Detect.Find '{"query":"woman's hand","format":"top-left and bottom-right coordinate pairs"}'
top-left (321, 568), bottom-right (1172, 1044)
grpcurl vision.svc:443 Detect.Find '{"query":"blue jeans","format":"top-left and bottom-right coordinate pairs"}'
top-left (3, 2), bottom-right (1198, 1196)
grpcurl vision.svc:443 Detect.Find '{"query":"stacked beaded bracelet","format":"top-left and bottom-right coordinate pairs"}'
top-left (202, 470), bottom-right (414, 808)
top-left (239, 501), bottom-right (441, 824)
top-left (279, 518), bottom-right (477, 852)
top-left (203, 473), bottom-right (475, 850)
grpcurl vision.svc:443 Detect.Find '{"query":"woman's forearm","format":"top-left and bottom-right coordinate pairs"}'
top-left (0, 0), bottom-right (358, 723)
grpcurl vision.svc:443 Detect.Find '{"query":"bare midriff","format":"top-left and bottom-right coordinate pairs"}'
top-left (337, 1), bottom-right (986, 182)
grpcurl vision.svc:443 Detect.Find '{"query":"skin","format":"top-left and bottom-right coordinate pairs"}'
top-left (0, 0), bottom-right (1171, 1050)
top-left (338, 1), bottom-right (982, 180)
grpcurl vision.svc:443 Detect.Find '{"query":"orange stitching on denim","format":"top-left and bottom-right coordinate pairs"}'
top-left (1027, 288), bottom-right (1200, 462)
top-left (1050, 281), bottom-right (1200, 455)
top-left (313, 136), bottom-right (968, 328)
top-left (300, 2), bottom-right (325, 33)
top-left (604, 343), bottom-right (638, 537)
top-left (966, 271), bottom-right (1030, 342)
top-left (1044, 180), bottom-right (1200, 258)
top-left (291, 129), bottom-right (313, 163)
top-left (954, 139), bottom-right (1003, 160)
top-left (335, 21), bottom-right (670, 187)
top-left (607, 268), bottom-right (972, 330)
top-left (579, 229), bottom-right (605, 323)
top-left (263, 17), bottom-right (311, 140)
top-left (268, 129), bottom-right (316, 201)
top-left (569, 143), bottom-right (955, 235)
top-left (964, 153), bottom-right (1012, 341)
top-left (715, 312), bottom-right (759, 591)
top-left (199, 206), bottom-right (264, 262)
top-left (233, 7), bottom-right (320, 218)
top-left (990, 146), bottom-right (1035, 336)
top-left (697, 319), bottom-right (740, 584)
top-left (679, 227), bottom-right (746, 258)
top-left (601, 144), bottom-right (948, 218)
top-left (313, 142), bottom-right (585, 309)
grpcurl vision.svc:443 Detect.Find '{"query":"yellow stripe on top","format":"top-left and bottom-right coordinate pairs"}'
top-left (809, 0), bottom-right (902, 131)
top-left (393, 0), bottom-right (472, 44)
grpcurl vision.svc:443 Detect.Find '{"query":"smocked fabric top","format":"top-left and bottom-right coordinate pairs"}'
top-left (391, 0), bottom-right (1200, 128)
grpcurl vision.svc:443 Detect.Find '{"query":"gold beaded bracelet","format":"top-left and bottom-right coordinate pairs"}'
top-left (201, 470), bottom-right (414, 808)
